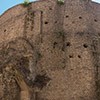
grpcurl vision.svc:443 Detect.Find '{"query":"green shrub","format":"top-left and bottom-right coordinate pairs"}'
top-left (23, 0), bottom-right (30, 7)
top-left (57, 0), bottom-right (64, 5)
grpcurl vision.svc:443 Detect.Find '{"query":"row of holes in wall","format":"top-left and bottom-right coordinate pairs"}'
top-left (66, 15), bottom-right (98, 22)
top-left (44, 16), bottom-right (98, 25)
top-left (53, 42), bottom-right (88, 59)
top-left (3, 15), bottom-right (98, 32)
top-left (53, 42), bottom-right (88, 48)
top-left (49, 7), bottom-right (98, 22)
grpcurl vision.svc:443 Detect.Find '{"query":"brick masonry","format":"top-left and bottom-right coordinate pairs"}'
top-left (0, 0), bottom-right (100, 100)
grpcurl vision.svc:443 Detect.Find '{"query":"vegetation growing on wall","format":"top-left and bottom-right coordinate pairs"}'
top-left (23, 0), bottom-right (30, 7)
top-left (57, 0), bottom-right (64, 5)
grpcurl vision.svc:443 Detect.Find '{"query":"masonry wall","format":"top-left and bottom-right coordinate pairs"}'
top-left (0, 0), bottom-right (100, 100)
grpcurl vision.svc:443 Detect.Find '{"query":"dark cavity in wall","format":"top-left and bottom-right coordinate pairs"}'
top-left (79, 16), bottom-right (82, 19)
top-left (53, 42), bottom-right (58, 49)
top-left (83, 44), bottom-right (88, 48)
top-left (78, 55), bottom-right (81, 58)
top-left (66, 42), bottom-right (71, 47)
top-left (66, 15), bottom-right (69, 18)
top-left (55, 21), bottom-right (58, 24)
top-left (94, 19), bottom-right (97, 22)
top-left (44, 21), bottom-right (49, 24)
top-left (69, 55), bottom-right (73, 58)
top-left (49, 7), bottom-right (52, 10)
top-left (4, 29), bottom-right (6, 32)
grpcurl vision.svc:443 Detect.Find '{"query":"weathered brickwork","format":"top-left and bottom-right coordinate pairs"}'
top-left (0, 0), bottom-right (100, 100)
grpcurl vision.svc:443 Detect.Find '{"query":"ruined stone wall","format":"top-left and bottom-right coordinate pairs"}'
top-left (0, 0), bottom-right (100, 100)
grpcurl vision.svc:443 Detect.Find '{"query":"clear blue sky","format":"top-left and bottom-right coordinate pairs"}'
top-left (0, 0), bottom-right (36, 15)
top-left (0, 0), bottom-right (100, 15)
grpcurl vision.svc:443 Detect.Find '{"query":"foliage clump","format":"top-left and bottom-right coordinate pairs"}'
top-left (23, 0), bottom-right (30, 7)
top-left (57, 0), bottom-right (64, 5)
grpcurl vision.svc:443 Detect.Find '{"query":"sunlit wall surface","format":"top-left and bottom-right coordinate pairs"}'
top-left (0, 0), bottom-right (100, 15)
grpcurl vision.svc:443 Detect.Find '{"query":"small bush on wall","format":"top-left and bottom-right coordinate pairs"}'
top-left (57, 0), bottom-right (64, 5)
top-left (23, 0), bottom-right (30, 7)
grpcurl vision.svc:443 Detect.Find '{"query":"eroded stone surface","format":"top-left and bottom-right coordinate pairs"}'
top-left (0, 0), bottom-right (100, 100)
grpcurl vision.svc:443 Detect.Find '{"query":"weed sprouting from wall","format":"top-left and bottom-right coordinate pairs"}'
top-left (23, 0), bottom-right (30, 7)
top-left (57, 0), bottom-right (64, 5)
top-left (58, 31), bottom-right (65, 37)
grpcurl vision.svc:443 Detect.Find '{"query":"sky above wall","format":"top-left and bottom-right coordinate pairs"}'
top-left (0, 0), bottom-right (100, 15)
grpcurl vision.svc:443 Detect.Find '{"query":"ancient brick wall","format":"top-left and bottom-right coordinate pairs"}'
top-left (0, 0), bottom-right (100, 100)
